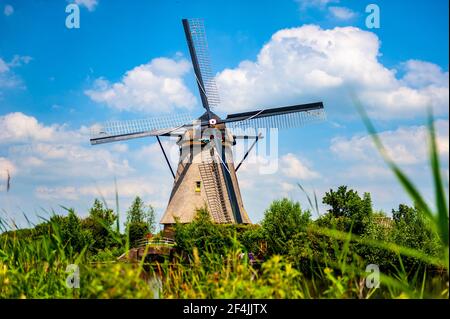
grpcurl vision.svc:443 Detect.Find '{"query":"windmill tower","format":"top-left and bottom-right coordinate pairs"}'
top-left (90, 19), bottom-right (325, 235)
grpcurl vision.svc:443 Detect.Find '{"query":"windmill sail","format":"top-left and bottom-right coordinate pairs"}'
top-left (224, 102), bottom-right (325, 131)
top-left (90, 113), bottom-right (195, 145)
top-left (182, 18), bottom-right (220, 111)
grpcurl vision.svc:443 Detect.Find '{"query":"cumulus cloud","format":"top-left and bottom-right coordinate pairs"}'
top-left (401, 60), bottom-right (449, 88)
top-left (0, 112), bottom-right (59, 143)
top-left (215, 25), bottom-right (449, 119)
top-left (0, 112), bottom-right (132, 182)
top-left (330, 119), bottom-right (449, 165)
top-left (328, 6), bottom-right (356, 20)
top-left (85, 57), bottom-right (197, 113)
top-left (280, 153), bottom-right (320, 180)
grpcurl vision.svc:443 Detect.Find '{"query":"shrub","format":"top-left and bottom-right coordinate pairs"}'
top-left (261, 198), bottom-right (311, 255)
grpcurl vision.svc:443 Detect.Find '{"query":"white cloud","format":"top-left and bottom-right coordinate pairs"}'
top-left (330, 119), bottom-right (449, 165)
top-left (4, 4), bottom-right (13, 16)
top-left (0, 112), bottom-right (58, 143)
top-left (80, 179), bottom-right (159, 198)
top-left (336, 163), bottom-right (392, 181)
top-left (328, 6), bottom-right (356, 20)
top-left (36, 186), bottom-right (79, 201)
top-left (401, 60), bottom-right (449, 88)
top-left (280, 182), bottom-right (296, 192)
top-left (215, 25), bottom-right (449, 119)
top-left (35, 178), bottom-right (163, 201)
top-left (280, 153), bottom-right (320, 180)
top-left (0, 55), bottom-right (32, 89)
top-left (0, 112), bottom-right (132, 182)
top-left (85, 57), bottom-right (197, 113)
top-left (74, 0), bottom-right (98, 11)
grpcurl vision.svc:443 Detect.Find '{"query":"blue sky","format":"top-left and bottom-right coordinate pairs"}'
top-left (0, 0), bottom-right (448, 229)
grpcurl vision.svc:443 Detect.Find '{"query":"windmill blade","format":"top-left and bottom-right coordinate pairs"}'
top-left (224, 102), bottom-right (325, 131)
top-left (90, 113), bottom-right (195, 145)
top-left (183, 18), bottom-right (220, 112)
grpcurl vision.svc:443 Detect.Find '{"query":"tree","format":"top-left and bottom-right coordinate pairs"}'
top-left (261, 198), bottom-right (311, 255)
top-left (125, 197), bottom-right (155, 230)
top-left (391, 204), bottom-right (441, 257)
top-left (125, 196), bottom-right (156, 244)
top-left (55, 210), bottom-right (93, 253)
top-left (321, 186), bottom-right (372, 234)
top-left (392, 204), bottom-right (417, 224)
top-left (82, 199), bottom-right (117, 251)
top-left (359, 211), bottom-right (397, 268)
top-left (127, 222), bottom-right (149, 245)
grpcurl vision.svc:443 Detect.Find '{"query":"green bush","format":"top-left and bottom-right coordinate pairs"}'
top-left (82, 199), bottom-right (118, 252)
top-left (127, 222), bottom-right (149, 245)
top-left (321, 186), bottom-right (373, 235)
top-left (261, 198), bottom-right (311, 255)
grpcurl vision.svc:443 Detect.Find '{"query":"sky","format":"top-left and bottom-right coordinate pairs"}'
top-left (0, 0), bottom-right (448, 230)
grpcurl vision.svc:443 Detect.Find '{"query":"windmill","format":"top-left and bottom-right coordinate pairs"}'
top-left (90, 18), bottom-right (325, 236)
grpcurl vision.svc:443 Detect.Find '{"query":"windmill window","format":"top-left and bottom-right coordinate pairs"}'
top-left (195, 181), bottom-right (201, 193)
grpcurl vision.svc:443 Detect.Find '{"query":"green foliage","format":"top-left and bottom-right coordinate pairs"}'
top-left (238, 224), bottom-right (265, 255)
top-left (56, 210), bottom-right (93, 253)
top-left (127, 222), bottom-right (149, 245)
top-left (358, 211), bottom-right (397, 268)
top-left (321, 186), bottom-right (372, 234)
top-left (124, 196), bottom-right (156, 245)
top-left (0, 193), bottom-right (448, 298)
top-left (125, 196), bottom-right (156, 231)
top-left (82, 199), bottom-right (118, 252)
top-left (162, 252), bottom-right (308, 298)
top-left (261, 198), bottom-right (311, 255)
top-left (391, 204), bottom-right (442, 259)
top-left (175, 207), bottom-right (237, 259)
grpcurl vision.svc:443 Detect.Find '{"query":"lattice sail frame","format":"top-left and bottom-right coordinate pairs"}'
top-left (225, 109), bottom-right (326, 133)
top-left (187, 18), bottom-right (220, 109)
top-left (90, 113), bottom-right (194, 144)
